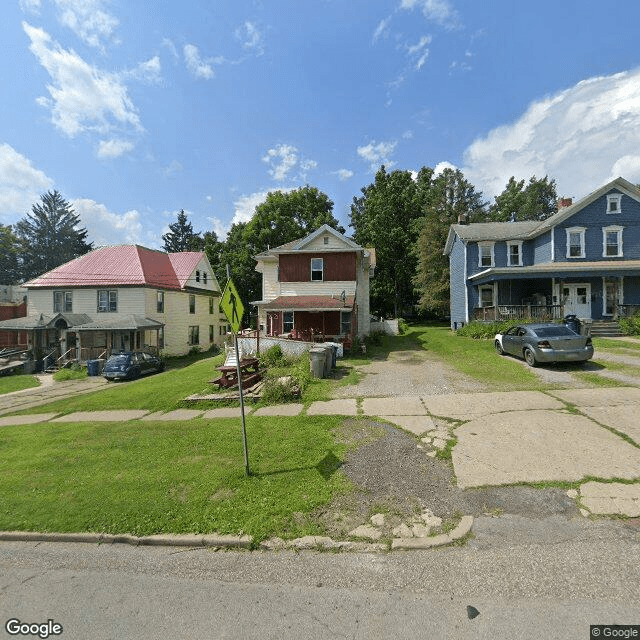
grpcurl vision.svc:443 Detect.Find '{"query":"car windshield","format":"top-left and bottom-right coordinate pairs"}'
top-left (533, 326), bottom-right (576, 338)
top-left (108, 354), bottom-right (131, 365)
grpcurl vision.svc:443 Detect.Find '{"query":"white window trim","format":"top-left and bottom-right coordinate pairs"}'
top-left (602, 225), bottom-right (624, 258)
top-left (566, 227), bottom-right (586, 259)
top-left (478, 242), bottom-right (495, 268)
top-left (311, 258), bottom-right (324, 281)
top-left (507, 241), bottom-right (523, 267)
top-left (607, 194), bottom-right (622, 214)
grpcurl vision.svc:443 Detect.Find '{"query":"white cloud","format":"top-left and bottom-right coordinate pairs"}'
top-left (55, 0), bottom-right (119, 49)
top-left (335, 169), bottom-right (354, 181)
top-left (232, 190), bottom-right (270, 225)
top-left (357, 140), bottom-right (398, 171)
top-left (406, 35), bottom-right (431, 70)
top-left (23, 22), bottom-right (142, 142)
top-left (373, 17), bottom-right (391, 42)
top-left (72, 198), bottom-right (142, 245)
top-left (124, 56), bottom-right (162, 85)
top-left (262, 144), bottom-right (317, 182)
top-left (162, 160), bottom-right (183, 177)
top-left (0, 144), bottom-right (54, 221)
top-left (208, 216), bottom-right (230, 239)
top-left (400, 0), bottom-right (459, 29)
top-left (463, 69), bottom-right (640, 199)
top-left (184, 44), bottom-right (223, 80)
top-left (97, 138), bottom-right (134, 159)
top-left (433, 160), bottom-right (457, 177)
top-left (235, 21), bottom-right (264, 55)
top-left (19, 0), bottom-right (41, 12)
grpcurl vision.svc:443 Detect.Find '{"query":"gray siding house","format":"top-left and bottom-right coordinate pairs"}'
top-left (444, 177), bottom-right (640, 329)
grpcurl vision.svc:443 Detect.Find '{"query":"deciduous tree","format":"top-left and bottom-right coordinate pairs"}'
top-left (0, 224), bottom-right (21, 284)
top-left (488, 175), bottom-right (558, 221)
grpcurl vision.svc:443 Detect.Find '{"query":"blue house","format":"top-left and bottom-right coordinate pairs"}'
top-left (445, 177), bottom-right (640, 330)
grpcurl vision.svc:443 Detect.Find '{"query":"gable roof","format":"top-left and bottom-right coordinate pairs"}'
top-left (24, 245), bottom-right (206, 290)
top-left (255, 225), bottom-right (365, 259)
top-left (444, 176), bottom-right (640, 255)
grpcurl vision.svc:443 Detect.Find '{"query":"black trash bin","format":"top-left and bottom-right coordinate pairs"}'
top-left (564, 314), bottom-right (581, 334)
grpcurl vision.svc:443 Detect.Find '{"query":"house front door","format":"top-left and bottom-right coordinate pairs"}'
top-left (563, 283), bottom-right (591, 318)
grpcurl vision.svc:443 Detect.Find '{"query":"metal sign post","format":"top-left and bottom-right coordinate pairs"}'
top-left (234, 332), bottom-right (250, 476)
top-left (220, 278), bottom-right (250, 476)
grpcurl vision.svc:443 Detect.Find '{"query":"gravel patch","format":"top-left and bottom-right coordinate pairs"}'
top-left (314, 419), bottom-right (579, 540)
top-left (333, 350), bottom-right (487, 398)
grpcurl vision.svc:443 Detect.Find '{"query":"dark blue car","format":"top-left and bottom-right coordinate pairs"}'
top-left (103, 351), bottom-right (165, 381)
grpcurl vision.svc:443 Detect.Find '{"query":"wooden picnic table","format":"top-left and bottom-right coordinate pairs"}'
top-left (212, 357), bottom-right (261, 389)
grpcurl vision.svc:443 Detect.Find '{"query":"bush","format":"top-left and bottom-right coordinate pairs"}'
top-left (619, 312), bottom-right (640, 336)
top-left (188, 345), bottom-right (202, 356)
top-left (364, 330), bottom-right (385, 347)
top-left (456, 318), bottom-right (538, 340)
top-left (261, 351), bottom-right (311, 404)
top-left (398, 318), bottom-right (409, 335)
top-left (259, 344), bottom-right (288, 368)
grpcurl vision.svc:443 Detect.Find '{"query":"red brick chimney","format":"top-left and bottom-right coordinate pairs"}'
top-left (558, 197), bottom-right (573, 210)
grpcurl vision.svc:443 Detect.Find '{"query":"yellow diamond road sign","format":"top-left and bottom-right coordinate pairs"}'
top-left (220, 279), bottom-right (244, 333)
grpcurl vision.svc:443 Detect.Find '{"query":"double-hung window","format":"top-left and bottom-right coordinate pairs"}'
top-left (97, 290), bottom-right (117, 312)
top-left (340, 311), bottom-right (352, 335)
top-left (283, 311), bottom-right (294, 333)
top-left (478, 242), bottom-right (494, 268)
top-left (188, 326), bottom-right (199, 345)
top-left (603, 226), bottom-right (623, 257)
top-left (311, 258), bottom-right (324, 281)
top-left (189, 295), bottom-right (195, 314)
top-left (566, 227), bottom-right (586, 258)
top-left (53, 291), bottom-right (72, 313)
top-left (507, 241), bottom-right (523, 266)
top-left (157, 291), bottom-right (164, 313)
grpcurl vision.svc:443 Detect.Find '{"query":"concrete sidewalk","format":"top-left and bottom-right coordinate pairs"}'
top-left (2, 388), bottom-right (640, 517)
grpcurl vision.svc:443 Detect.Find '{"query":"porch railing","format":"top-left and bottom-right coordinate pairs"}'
top-left (472, 305), bottom-right (564, 322)
top-left (618, 304), bottom-right (640, 317)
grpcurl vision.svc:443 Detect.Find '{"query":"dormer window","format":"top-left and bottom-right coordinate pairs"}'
top-left (607, 194), bottom-right (622, 214)
top-left (507, 241), bottom-right (523, 267)
top-left (478, 242), bottom-right (494, 268)
top-left (566, 227), bottom-right (586, 258)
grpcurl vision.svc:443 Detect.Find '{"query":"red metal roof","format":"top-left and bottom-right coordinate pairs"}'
top-left (259, 295), bottom-right (355, 311)
top-left (25, 245), bottom-right (203, 290)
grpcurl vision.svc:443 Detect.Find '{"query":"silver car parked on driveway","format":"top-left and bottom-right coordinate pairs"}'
top-left (494, 323), bottom-right (594, 367)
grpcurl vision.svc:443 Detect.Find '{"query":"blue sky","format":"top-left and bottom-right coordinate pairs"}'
top-left (3, 0), bottom-right (640, 249)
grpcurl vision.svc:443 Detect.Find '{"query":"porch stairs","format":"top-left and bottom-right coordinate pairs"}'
top-left (589, 320), bottom-right (624, 338)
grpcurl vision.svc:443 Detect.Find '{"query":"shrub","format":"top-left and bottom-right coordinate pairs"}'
top-left (398, 318), bottom-right (409, 335)
top-left (188, 345), bottom-right (202, 356)
top-left (259, 344), bottom-right (288, 368)
top-left (364, 330), bottom-right (385, 347)
top-left (619, 312), bottom-right (640, 336)
top-left (455, 318), bottom-right (538, 340)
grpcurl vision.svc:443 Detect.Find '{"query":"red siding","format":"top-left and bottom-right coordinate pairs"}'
top-left (279, 253), bottom-right (356, 282)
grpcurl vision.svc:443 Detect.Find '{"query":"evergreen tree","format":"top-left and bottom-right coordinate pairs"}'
top-left (16, 190), bottom-right (93, 281)
top-left (162, 209), bottom-right (203, 252)
top-left (0, 224), bottom-right (21, 284)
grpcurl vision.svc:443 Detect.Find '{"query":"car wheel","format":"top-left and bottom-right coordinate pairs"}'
top-left (495, 340), bottom-right (505, 355)
top-left (523, 348), bottom-right (537, 367)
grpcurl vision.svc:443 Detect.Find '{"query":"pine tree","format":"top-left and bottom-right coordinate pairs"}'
top-left (162, 209), bottom-right (203, 252)
top-left (16, 190), bottom-right (93, 281)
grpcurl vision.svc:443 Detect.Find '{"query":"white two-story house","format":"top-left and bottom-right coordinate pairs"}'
top-left (252, 225), bottom-right (375, 340)
top-left (0, 245), bottom-right (226, 360)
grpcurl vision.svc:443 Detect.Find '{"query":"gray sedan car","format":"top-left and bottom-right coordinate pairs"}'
top-left (494, 323), bottom-right (593, 367)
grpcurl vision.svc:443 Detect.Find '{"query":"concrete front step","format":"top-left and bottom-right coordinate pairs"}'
top-left (590, 321), bottom-right (624, 338)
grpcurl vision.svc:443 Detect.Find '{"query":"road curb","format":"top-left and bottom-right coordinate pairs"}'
top-left (0, 516), bottom-right (473, 551)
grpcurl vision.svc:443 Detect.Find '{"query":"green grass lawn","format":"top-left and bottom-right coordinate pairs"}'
top-left (17, 354), bottom-right (226, 415)
top-left (0, 374), bottom-right (40, 396)
top-left (0, 415), bottom-right (350, 542)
